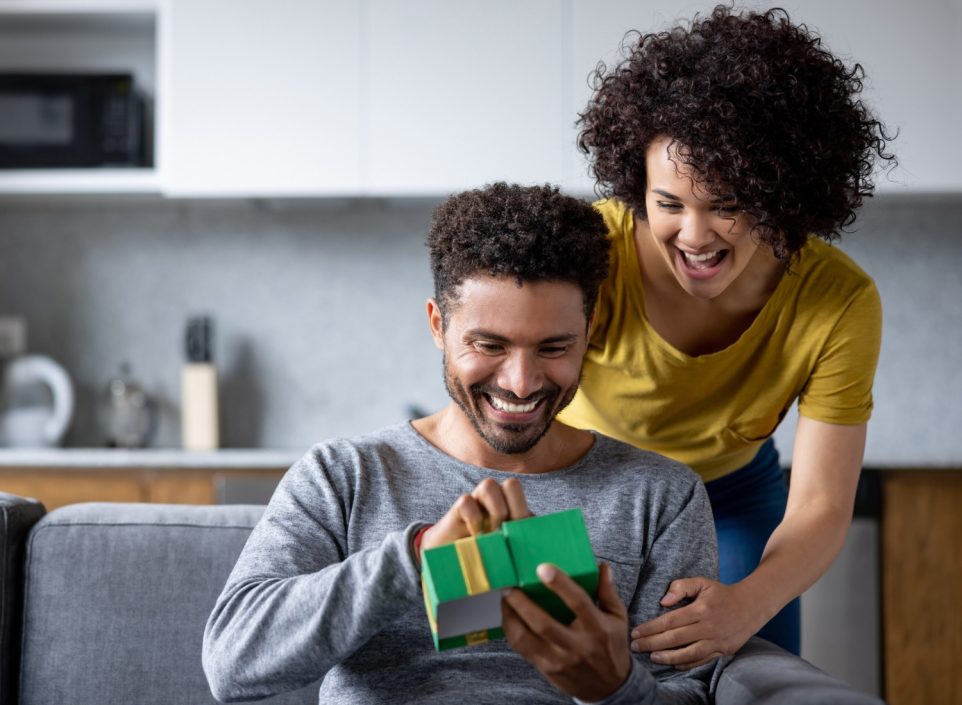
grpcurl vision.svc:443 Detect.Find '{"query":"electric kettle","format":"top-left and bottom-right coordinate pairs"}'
top-left (0, 354), bottom-right (74, 448)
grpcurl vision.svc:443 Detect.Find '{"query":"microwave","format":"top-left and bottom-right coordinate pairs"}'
top-left (0, 73), bottom-right (147, 169)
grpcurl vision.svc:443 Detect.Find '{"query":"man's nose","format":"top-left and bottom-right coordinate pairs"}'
top-left (496, 351), bottom-right (543, 400)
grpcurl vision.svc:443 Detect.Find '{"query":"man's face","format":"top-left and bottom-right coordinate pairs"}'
top-left (430, 275), bottom-right (588, 455)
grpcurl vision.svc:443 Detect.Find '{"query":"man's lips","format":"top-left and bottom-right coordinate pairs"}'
top-left (482, 393), bottom-right (546, 422)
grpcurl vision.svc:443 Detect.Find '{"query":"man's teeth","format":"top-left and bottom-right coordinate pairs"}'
top-left (489, 397), bottom-right (538, 413)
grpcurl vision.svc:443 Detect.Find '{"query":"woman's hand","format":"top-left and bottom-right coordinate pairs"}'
top-left (630, 577), bottom-right (767, 669)
top-left (420, 477), bottom-right (532, 555)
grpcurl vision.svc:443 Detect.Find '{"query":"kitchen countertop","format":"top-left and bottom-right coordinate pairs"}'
top-left (0, 448), bottom-right (303, 469)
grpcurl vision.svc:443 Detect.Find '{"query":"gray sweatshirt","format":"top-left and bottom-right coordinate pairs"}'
top-left (203, 422), bottom-right (720, 704)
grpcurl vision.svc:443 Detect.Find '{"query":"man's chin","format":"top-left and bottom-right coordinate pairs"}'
top-left (479, 423), bottom-right (549, 455)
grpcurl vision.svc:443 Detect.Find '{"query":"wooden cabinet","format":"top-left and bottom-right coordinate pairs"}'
top-left (0, 466), bottom-right (287, 511)
top-left (881, 471), bottom-right (962, 705)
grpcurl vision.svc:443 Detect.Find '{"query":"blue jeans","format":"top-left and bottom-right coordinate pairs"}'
top-left (704, 439), bottom-right (801, 654)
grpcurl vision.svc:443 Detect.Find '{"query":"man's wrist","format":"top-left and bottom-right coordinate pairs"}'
top-left (410, 523), bottom-right (434, 569)
top-left (572, 658), bottom-right (639, 705)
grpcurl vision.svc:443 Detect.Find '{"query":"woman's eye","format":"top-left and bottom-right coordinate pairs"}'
top-left (716, 205), bottom-right (740, 215)
top-left (656, 201), bottom-right (682, 211)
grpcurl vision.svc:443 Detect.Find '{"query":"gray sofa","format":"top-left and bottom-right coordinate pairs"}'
top-left (0, 492), bottom-right (884, 705)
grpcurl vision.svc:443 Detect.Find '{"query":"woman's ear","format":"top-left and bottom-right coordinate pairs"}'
top-left (426, 298), bottom-right (445, 350)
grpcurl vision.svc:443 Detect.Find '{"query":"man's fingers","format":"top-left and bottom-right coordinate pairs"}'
top-left (502, 478), bottom-right (533, 519)
top-left (471, 478), bottom-right (509, 531)
top-left (502, 596), bottom-right (549, 654)
top-left (453, 494), bottom-right (486, 535)
top-left (503, 584), bottom-right (574, 649)
top-left (536, 563), bottom-right (598, 624)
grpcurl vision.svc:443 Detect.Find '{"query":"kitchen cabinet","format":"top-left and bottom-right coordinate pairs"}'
top-left (159, 0), bottom-right (362, 196)
top-left (0, 1), bottom-right (159, 194)
top-left (365, 0), bottom-right (564, 195)
top-left (565, 0), bottom-right (962, 195)
top-left (0, 465), bottom-right (288, 510)
top-left (1, 0), bottom-right (958, 196)
top-left (881, 471), bottom-right (962, 705)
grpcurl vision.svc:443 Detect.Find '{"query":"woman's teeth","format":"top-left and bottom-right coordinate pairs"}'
top-left (489, 396), bottom-right (538, 413)
top-left (681, 250), bottom-right (724, 269)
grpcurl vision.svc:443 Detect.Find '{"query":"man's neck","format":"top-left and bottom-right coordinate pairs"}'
top-left (410, 405), bottom-right (594, 474)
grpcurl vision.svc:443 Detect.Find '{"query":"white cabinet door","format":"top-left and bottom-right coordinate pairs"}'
top-left (367, 0), bottom-right (564, 195)
top-left (567, 0), bottom-right (962, 195)
top-left (159, 0), bottom-right (361, 196)
top-left (565, 1), bottom-right (706, 195)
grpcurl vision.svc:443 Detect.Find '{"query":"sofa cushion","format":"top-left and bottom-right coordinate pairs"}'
top-left (0, 492), bottom-right (46, 705)
top-left (714, 637), bottom-right (886, 705)
top-left (20, 502), bottom-right (318, 705)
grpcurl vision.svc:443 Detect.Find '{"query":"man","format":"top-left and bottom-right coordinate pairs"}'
top-left (203, 183), bottom-right (719, 704)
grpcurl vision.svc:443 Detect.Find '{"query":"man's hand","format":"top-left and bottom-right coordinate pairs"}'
top-left (630, 577), bottom-right (762, 669)
top-left (420, 478), bottom-right (532, 558)
top-left (502, 562), bottom-right (631, 702)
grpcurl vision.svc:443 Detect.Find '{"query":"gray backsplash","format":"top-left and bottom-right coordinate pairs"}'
top-left (2, 194), bottom-right (961, 464)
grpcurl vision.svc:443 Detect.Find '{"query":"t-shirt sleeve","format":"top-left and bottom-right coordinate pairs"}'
top-left (202, 447), bottom-right (424, 701)
top-left (798, 279), bottom-right (882, 424)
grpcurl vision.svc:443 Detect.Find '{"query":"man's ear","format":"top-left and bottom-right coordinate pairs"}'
top-left (426, 298), bottom-right (445, 350)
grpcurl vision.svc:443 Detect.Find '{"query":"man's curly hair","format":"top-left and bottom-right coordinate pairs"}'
top-left (427, 182), bottom-right (610, 323)
top-left (578, 4), bottom-right (896, 260)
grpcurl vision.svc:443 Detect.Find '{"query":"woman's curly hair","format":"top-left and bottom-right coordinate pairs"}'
top-left (427, 182), bottom-right (610, 322)
top-left (578, 4), bottom-right (896, 259)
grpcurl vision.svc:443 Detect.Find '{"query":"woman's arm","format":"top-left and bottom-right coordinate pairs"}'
top-left (630, 417), bottom-right (865, 668)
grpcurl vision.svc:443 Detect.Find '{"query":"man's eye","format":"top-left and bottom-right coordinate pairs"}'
top-left (474, 342), bottom-right (504, 355)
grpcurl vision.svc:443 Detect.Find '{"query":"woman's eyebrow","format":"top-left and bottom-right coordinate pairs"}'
top-left (652, 188), bottom-right (735, 204)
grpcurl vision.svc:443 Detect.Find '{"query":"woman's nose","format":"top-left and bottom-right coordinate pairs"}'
top-left (676, 211), bottom-right (716, 249)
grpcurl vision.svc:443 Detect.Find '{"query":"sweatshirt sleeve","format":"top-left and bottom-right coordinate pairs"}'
top-left (601, 472), bottom-right (722, 704)
top-left (202, 448), bottom-right (424, 702)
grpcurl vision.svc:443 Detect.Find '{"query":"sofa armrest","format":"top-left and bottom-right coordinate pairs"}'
top-left (714, 637), bottom-right (885, 705)
top-left (0, 492), bottom-right (46, 705)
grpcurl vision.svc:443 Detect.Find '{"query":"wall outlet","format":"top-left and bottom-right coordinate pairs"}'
top-left (0, 317), bottom-right (27, 358)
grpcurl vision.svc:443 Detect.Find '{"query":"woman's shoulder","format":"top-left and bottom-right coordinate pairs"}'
top-left (793, 238), bottom-right (878, 301)
top-left (593, 198), bottom-right (634, 239)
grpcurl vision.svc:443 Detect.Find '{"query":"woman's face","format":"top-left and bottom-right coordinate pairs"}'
top-left (642, 136), bottom-right (764, 300)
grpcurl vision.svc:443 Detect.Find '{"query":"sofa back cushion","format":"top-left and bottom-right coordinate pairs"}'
top-left (20, 502), bottom-right (318, 705)
top-left (0, 492), bottom-right (46, 705)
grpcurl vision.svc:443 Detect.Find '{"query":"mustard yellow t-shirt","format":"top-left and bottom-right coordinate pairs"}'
top-left (558, 199), bottom-right (882, 482)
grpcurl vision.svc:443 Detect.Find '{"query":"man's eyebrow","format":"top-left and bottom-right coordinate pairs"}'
top-left (651, 188), bottom-right (736, 203)
top-left (464, 329), bottom-right (580, 345)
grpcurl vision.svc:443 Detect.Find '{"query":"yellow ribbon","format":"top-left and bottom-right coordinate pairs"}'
top-left (454, 536), bottom-right (491, 594)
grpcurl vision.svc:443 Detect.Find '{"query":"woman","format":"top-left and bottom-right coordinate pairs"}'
top-left (558, 5), bottom-right (894, 667)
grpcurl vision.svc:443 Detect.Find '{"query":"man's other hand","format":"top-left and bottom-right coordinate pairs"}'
top-left (503, 562), bottom-right (631, 701)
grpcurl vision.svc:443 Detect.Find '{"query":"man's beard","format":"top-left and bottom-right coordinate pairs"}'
top-left (442, 353), bottom-right (580, 455)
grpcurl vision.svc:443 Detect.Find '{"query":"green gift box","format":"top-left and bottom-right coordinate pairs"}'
top-left (420, 508), bottom-right (599, 651)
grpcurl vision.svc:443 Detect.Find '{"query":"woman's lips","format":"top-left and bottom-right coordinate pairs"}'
top-left (676, 247), bottom-right (728, 280)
